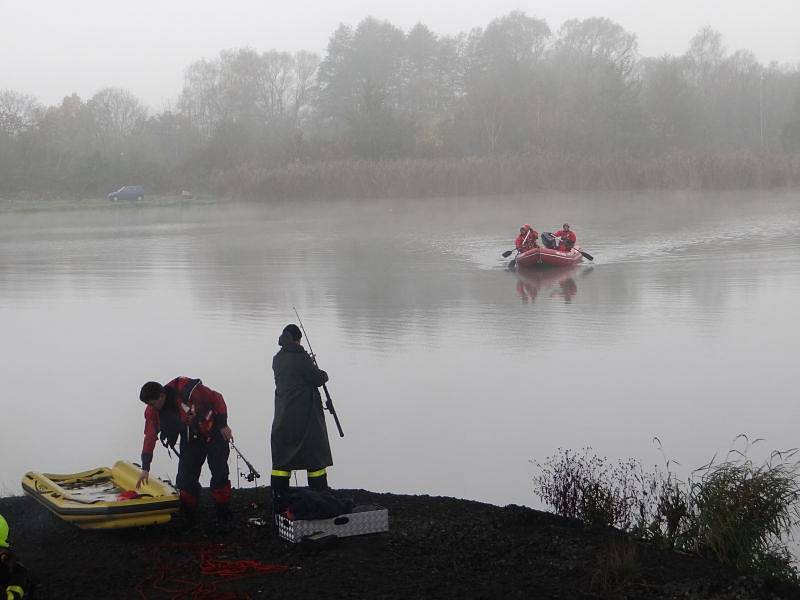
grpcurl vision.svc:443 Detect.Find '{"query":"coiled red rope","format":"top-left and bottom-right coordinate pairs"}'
top-left (136, 542), bottom-right (289, 600)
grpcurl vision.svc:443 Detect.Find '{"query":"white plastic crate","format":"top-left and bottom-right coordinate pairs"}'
top-left (276, 506), bottom-right (389, 543)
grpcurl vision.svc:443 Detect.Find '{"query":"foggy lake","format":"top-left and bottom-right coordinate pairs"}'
top-left (2, 191), bottom-right (799, 508)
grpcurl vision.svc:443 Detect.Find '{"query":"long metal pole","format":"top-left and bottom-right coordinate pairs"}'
top-left (292, 307), bottom-right (345, 437)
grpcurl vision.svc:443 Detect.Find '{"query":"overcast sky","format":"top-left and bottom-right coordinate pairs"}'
top-left (2, 0), bottom-right (798, 110)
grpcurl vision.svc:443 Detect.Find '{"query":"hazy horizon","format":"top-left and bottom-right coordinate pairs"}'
top-left (2, 0), bottom-right (799, 110)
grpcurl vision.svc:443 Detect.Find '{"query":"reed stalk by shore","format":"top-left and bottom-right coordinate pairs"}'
top-left (534, 437), bottom-right (800, 583)
top-left (211, 153), bottom-right (800, 201)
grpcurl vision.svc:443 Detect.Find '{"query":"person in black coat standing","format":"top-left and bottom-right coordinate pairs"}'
top-left (270, 324), bottom-right (333, 510)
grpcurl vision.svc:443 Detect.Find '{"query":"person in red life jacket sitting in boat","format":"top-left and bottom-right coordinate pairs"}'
top-left (137, 377), bottom-right (234, 526)
top-left (514, 224), bottom-right (539, 253)
top-left (0, 515), bottom-right (28, 600)
top-left (553, 223), bottom-right (577, 251)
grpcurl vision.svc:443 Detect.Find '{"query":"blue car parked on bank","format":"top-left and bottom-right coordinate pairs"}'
top-left (108, 185), bottom-right (144, 201)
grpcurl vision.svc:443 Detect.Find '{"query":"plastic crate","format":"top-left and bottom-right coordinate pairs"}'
top-left (276, 506), bottom-right (389, 543)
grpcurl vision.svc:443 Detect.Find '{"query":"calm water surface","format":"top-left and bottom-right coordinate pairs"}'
top-left (2, 192), bottom-right (799, 507)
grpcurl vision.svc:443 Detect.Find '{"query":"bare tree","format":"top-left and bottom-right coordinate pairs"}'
top-left (180, 59), bottom-right (226, 138)
top-left (549, 17), bottom-right (640, 155)
top-left (0, 90), bottom-right (41, 136)
top-left (88, 87), bottom-right (147, 148)
top-left (292, 51), bottom-right (320, 123)
top-left (460, 12), bottom-right (551, 155)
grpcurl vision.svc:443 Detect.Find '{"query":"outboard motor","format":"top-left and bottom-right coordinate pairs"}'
top-left (541, 232), bottom-right (556, 249)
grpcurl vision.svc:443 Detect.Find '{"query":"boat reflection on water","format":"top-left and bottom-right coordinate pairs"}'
top-left (514, 265), bottom-right (585, 304)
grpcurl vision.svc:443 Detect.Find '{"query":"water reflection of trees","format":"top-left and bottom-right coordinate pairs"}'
top-left (158, 201), bottom-right (763, 348)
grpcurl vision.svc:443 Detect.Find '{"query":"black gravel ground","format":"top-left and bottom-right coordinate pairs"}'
top-left (1, 487), bottom-right (799, 599)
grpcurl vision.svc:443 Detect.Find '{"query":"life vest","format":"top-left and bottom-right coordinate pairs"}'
top-left (162, 378), bottom-right (216, 444)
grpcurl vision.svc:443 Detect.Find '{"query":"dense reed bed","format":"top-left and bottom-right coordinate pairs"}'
top-left (534, 438), bottom-right (800, 584)
top-left (211, 153), bottom-right (800, 201)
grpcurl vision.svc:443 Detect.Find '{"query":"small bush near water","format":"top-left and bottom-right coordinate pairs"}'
top-left (533, 438), bottom-right (800, 582)
top-left (690, 449), bottom-right (800, 581)
top-left (532, 448), bottom-right (642, 529)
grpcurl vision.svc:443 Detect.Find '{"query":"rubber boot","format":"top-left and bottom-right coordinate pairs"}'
top-left (270, 474), bottom-right (290, 518)
top-left (308, 473), bottom-right (329, 492)
top-left (179, 490), bottom-right (198, 531)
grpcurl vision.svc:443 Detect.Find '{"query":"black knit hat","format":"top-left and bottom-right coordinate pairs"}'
top-left (282, 324), bottom-right (302, 341)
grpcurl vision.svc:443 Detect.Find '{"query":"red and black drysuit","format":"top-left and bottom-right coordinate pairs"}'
top-left (141, 377), bottom-right (231, 515)
top-left (553, 229), bottom-right (577, 251)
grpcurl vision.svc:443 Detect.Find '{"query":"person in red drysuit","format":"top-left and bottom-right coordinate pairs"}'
top-left (553, 223), bottom-right (577, 251)
top-left (137, 377), bottom-right (233, 525)
top-left (514, 224), bottom-right (539, 252)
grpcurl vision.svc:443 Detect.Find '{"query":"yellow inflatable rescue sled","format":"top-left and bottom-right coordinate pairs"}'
top-left (21, 460), bottom-right (179, 530)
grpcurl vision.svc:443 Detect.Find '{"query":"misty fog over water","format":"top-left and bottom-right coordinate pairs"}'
top-left (1, 192), bottom-right (799, 507)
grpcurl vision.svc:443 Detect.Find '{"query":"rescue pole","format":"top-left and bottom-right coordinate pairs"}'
top-left (292, 307), bottom-right (345, 437)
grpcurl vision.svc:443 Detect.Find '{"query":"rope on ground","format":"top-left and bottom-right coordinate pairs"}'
top-left (136, 542), bottom-right (290, 600)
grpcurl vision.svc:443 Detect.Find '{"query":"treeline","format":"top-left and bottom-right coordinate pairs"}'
top-left (2, 12), bottom-right (800, 198)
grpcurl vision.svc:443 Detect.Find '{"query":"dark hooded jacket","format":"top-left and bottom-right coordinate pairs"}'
top-left (271, 335), bottom-right (332, 470)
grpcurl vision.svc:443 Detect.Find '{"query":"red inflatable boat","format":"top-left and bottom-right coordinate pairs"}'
top-left (515, 246), bottom-right (583, 268)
